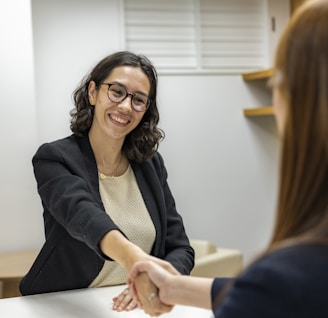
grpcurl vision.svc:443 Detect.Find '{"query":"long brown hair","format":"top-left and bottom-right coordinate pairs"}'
top-left (270, 0), bottom-right (328, 246)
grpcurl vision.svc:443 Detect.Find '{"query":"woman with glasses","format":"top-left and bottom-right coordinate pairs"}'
top-left (19, 51), bottom-right (194, 314)
top-left (128, 0), bottom-right (328, 317)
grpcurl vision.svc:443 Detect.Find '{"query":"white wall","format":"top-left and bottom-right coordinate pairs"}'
top-left (158, 75), bottom-right (279, 261)
top-left (0, 0), bottom-right (284, 264)
top-left (0, 0), bottom-right (43, 251)
top-left (32, 0), bottom-right (124, 143)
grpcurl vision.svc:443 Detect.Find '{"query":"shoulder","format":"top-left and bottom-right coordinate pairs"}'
top-left (36, 135), bottom-right (78, 151)
top-left (131, 152), bottom-right (167, 185)
top-left (147, 152), bottom-right (164, 168)
top-left (34, 135), bottom-right (87, 158)
top-left (248, 243), bottom-right (328, 276)
top-left (133, 152), bottom-right (165, 172)
top-left (235, 244), bottom-right (328, 303)
top-left (213, 244), bottom-right (328, 317)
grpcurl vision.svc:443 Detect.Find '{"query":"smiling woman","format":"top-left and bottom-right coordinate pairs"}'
top-left (19, 51), bottom-right (194, 317)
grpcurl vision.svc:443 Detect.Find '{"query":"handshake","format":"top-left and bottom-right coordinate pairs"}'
top-left (125, 259), bottom-right (213, 317)
top-left (126, 260), bottom-right (180, 317)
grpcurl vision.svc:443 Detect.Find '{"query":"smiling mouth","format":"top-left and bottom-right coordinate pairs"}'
top-left (110, 114), bottom-right (129, 124)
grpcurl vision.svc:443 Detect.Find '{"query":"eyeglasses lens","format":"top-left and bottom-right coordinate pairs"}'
top-left (107, 84), bottom-right (148, 111)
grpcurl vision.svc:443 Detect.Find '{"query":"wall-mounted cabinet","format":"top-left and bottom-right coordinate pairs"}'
top-left (242, 68), bottom-right (274, 117)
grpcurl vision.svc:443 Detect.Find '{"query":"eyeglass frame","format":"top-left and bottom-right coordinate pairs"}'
top-left (100, 82), bottom-right (151, 112)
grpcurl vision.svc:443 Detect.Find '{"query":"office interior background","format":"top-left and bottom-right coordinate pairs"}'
top-left (1, 0), bottom-right (292, 264)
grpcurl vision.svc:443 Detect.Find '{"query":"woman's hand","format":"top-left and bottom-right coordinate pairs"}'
top-left (112, 258), bottom-right (178, 313)
top-left (127, 260), bottom-right (179, 316)
top-left (112, 287), bottom-right (137, 311)
top-left (133, 272), bottom-right (173, 316)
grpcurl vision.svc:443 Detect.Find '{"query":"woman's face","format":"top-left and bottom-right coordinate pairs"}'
top-left (88, 65), bottom-right (150, 141)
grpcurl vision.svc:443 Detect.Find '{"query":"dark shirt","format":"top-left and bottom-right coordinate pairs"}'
top-left (211, 243), bottom-right (328, 317)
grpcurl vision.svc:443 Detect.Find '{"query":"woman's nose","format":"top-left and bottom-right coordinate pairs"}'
top-left (117, 94), bottom-right (133, 111)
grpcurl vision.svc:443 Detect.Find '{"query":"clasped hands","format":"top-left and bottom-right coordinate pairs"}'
top-left (126, 260), bottom-right (178, 317)
top-left (112, 257), bottom-right (178, 316)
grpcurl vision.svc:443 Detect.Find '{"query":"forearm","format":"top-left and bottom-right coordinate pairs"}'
top-left (166, 275), bottom-right (214, 309)
top-left (100, 230), bottom-right (145, 270)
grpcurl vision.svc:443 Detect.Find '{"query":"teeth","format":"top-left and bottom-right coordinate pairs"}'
top-left (111, 114), bottom-right (128, 124)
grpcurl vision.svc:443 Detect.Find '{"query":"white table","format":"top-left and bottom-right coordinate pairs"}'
top-left (0, 285), bottom-right (213, 318)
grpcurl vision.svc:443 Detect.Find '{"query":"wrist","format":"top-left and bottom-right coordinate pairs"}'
top-left (100, 230), bottom-right (144, 268)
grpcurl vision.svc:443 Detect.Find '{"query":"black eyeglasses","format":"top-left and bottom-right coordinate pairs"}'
top-left (101, 82), bottom-right (150, 112)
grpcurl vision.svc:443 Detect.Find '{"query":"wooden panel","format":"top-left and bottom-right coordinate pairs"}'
top-left (242, 68), bottom-right (273, 81)
top-left (243, 106), bottom-right (275, 117)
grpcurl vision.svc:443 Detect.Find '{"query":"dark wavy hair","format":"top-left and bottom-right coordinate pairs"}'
top-left (70, 51), bottom-right (165, 162)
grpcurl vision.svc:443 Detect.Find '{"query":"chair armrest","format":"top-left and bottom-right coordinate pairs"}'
top-left (191, 248), bottom-right (243, 278)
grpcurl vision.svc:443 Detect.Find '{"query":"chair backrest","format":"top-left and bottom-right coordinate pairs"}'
top-left (190, 239), bottom-right (243, 277)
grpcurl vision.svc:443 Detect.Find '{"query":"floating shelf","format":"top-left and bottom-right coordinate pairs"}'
top-left (243, 106), bottom-right (274, 117)
top-left (242, 68), bottom-right (273, 81)
top-left (242, 68), bottom-right (274, 117)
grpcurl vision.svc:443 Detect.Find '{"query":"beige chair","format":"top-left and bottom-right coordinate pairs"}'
top-left (190, 239), bottom-right (243, 278)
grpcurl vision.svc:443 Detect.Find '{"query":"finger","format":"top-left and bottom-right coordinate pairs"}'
top-left (125, 297), bottom-right (138, 311)
top-left (112, 287), bottom-right (128, 302)
top-left (112, 288), bottom-right (132, 311)
top-left (129, 283), bottom-right (139, 299)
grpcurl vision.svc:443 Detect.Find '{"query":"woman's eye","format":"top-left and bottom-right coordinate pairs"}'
top-left (111, 88), bottom-right (124, 97)
top-left (134, 96), bottom-right (146, 105)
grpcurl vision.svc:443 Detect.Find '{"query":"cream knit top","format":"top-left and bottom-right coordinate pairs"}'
top-left (89, 165), bottom-right (156, 287)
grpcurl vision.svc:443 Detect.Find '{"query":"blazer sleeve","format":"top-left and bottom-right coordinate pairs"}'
top-left (33, 141), bottom-right (120, 257)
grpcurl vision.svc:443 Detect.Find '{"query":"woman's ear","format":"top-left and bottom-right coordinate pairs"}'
top-left (88, 81), bottom-right (96, 105)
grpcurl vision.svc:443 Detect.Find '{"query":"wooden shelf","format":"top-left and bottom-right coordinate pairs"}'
top-left (242, 68), bottom-right (274, 117)
top-left (242, 68), bottom-right (273, 81)
top-left (243, 106), bottom-right (274, 117)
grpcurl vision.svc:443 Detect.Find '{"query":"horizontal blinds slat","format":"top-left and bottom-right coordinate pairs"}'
top-left (200, 0), bottom-right (262, 11)
top-left (126, 42), bottom-right (196, 54)
top-left (125, 0), bottom-right (194, 11)
top-left (126, 27), bottom-right (196, 40)
top-left (146, 57), bottom-right (197, 68)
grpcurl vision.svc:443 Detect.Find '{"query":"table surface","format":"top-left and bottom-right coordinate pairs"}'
top-left (0, 285), bottom-right (213, 318)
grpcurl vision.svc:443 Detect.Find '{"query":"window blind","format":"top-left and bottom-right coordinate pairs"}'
top-left (200, 0), bottom-right (267, 72)
top-left (124, 0), bottom-right (268, 73)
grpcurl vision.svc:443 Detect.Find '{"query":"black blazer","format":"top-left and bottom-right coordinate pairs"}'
top-left (20, 135), bottom-right (194, 295)
top-left (211, 243), bottom-right (328, 317)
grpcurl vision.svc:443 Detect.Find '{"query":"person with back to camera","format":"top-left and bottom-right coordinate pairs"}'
top-left (128, 0), bottom-right (328, 316)
top-left (19, 51), bottom-right (194, 314)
